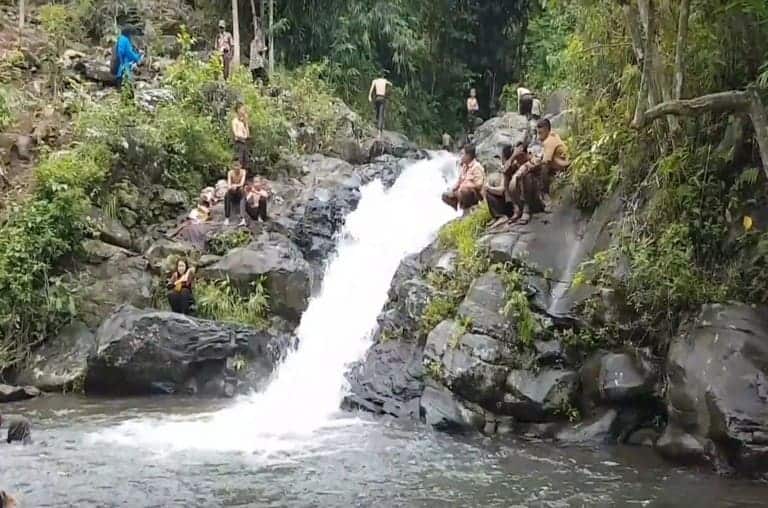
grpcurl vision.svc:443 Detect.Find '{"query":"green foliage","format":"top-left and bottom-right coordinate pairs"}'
top-left (0, 89), bottom-right (10, 131)
top-left (418, 206), bottom-right (494, 334)
top-left (424, 358), bottom-right (444, 381)
top-left (498, 265), bottom-right (537, 347)
top-left (195, 277), bottom-right (270, 329)
top-left (208, 229), bottom-right (253, 256)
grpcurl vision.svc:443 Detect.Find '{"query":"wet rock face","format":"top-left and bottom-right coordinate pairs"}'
top-left (473, 113), bottom-right (530, 173)
top-left (85, 305), bottom-right (293, 397)
top-left (16, 321), bottom-right (95, 392)
top-left (662, 303), bottom-right (768, 474)
top-left (0, 384), bottom-right (40, 403)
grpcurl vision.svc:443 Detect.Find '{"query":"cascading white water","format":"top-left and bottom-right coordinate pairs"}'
top-left (92, 154), bottom-right (458, 457)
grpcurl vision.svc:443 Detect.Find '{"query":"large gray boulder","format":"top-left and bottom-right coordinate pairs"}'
top-left (85, 305), bottom-right (292, 397)
top-left (580, 351), bottom-right (657, 409)
top-left (199, 232), bottom-right (311, 322)
top-left (88, 207), bottom-right (133, 250)
top-left (420, 383), bottom-right (486, 431)
top-left (473, 113), bottom-right (529, 173)
top-left (661, 303), bottom-right (768, 473)
top-left (16, 321), bottom-right (95, 391)
top-left (76, 251), bottom-right (153, 328)
top-left (457, 272), bottom-right (515, 341)
top-left (0, 384), bottom-right (41, 403)
top-left (343, 339), bottom-right (425, 418)
top-left (502, 369), bottom-right (578, 422)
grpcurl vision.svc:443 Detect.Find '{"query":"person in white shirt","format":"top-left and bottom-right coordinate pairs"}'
top-left (466, 88), bottom-right (480, 133)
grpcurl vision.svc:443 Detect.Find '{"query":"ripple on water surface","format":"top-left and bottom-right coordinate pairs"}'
top-left (3, 396), bottom-right (768, 507)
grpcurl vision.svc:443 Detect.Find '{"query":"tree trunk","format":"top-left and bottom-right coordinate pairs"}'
top-left (18, 0), bottom-right (25, 43)
top-left (232, 0), bottom-right (241, 67)
top-left (639, 89), bottom-right (768, 179)
top-left (631, 0), bottom-right (656, 127)
top-left (268, 0), bottom-right (274, 75)
top-left (621, 1), bottom-right (644, 63)
top-left (250, 0), bottom-right (258, 34)
top-left (674, 0), bottom-right (690, 100)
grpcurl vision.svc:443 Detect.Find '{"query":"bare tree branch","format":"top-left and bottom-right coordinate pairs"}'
top-left (638, 89), bottom-right (768, 179)
top-left (632, 0), bottom-right (656, 127)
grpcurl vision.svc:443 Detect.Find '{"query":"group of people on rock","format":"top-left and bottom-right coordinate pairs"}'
top-left (442, 115), bottom-right (570, 227)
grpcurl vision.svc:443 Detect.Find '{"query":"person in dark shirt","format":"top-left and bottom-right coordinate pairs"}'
top-left (167, 258), bottom-right (195, 315)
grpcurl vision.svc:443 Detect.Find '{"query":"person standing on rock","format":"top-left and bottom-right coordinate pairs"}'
top-left (224, 161), bottom-right (248, 226)
top-left (0, 414), bottom-right (32, 444)
top-left (232, 103), bottom-right (251, 170)
top-left (442, 144), bottom-right (486, 213)
top-left (517, 86), bottom-right (535, 118)
top-left (466, 88), bottom-right (480, 134)
top-left (167, 258), bottom-right (195, 315)
top-left (216, 20), bottom-right (235, 80)
top-left (441, 131), bottom-right (453, 151)
top-left (114, 26), bottom-right (144, 88)
top-left (368, 75), bottom-right (392, 134)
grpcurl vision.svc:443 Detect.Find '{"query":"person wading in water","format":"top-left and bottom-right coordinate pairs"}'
top-left (368, 75), bottom-right (393, 134)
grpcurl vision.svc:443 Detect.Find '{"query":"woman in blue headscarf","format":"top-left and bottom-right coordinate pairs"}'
top-left (115, 26), bottom-right (143, 86)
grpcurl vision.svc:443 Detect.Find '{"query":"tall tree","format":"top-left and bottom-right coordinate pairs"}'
top-left (231, 0), bottom-right (241, 67)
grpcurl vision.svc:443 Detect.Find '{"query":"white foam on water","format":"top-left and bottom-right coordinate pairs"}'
top-left (91, 154), bottom-right (459, 458)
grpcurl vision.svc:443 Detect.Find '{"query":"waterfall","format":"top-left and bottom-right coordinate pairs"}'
top-left (92, 154), bottom-right (458, 456)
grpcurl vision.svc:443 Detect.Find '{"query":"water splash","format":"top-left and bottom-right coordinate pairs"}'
top-left (92, 154), bottom-right (458, 457)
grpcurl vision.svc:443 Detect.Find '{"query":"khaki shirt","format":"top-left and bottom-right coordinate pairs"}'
top-left (541, 131), bottom-right (569, 168)
top-left (458, 159), bottom-right (485, 190)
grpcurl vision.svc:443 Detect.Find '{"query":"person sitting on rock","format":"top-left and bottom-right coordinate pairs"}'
top-left (485, 145), bottom-right (519, 228)
top-left (0, 490), bottom-right (19, 508)
top-left (232, 103), bottom-right (251, 171)
top-left (188, 196), bottom-right (211, 224)
top-left (442, 144), bottom-right (485, 213)
top-left (224, 162), bottom-right (247, 226)
top-left (115, 25), bottom-right (144, 88)
top-left (0, 414), bottom-right (31, 444)
top-left (167, 258), bottom-right (195, 315)
top-left (517, 118), bottom-right (570, 206)
top-left (245, 176), bottom-right (271, 223)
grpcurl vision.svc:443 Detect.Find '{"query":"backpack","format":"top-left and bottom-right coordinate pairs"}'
top-left (110, 40), bottom-right (120, 77)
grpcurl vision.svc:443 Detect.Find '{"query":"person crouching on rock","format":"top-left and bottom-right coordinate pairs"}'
top-left (0, 490), bottom-right (19, 508)
top-left (517, 118), bottom-right (570, 208)
top-left (442, 144), bottom-right (486, 214)
top-left (245, 176), bottom-right (270, 223)
top-left (224, 162), bottom-right (247, 226)
top-left (167, 258), bottom-right (195, 315)
top-left (0, 414), bottom-right (32, 444)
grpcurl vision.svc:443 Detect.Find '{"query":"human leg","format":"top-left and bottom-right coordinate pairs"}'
top-left (442, 191), bottom-right (459, 210)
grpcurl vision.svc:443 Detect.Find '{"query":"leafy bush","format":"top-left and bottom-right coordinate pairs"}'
top-left (195, 277), bottom-right (270, 328)
top-left (208, 229), bottom-right (253, 256)
top-left (498, 266), bottom-right (536, 346)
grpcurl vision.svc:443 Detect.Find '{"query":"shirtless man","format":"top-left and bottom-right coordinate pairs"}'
top-left (466, 88), bottom-right (480, 133)
top-left (0, 490), bottom-right (18, 508)
top-left (368, 76), bottom-right (393, 133)
top-left (517, 86), bottom-right (534, 118)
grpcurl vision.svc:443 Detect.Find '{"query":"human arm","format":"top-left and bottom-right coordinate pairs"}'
top-left (459, 162), bottom-right (485, 191)
top-left (368, 81), bottom-right (375, 102)
top-left (119, 36), bottom-right (143, 66)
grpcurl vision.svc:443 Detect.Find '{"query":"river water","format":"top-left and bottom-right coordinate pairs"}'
top-left (3, 155), bottom-right (768, 506)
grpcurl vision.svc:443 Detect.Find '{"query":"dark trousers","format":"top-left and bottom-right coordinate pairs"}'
top-left (245, 196), bottom-right (268, 222)
top-left (519, 93), bottom-right (533, 117)
top-left (222, 51), bottom-right (232, 80)
top-left (235, 139), bottom-right (249, 169)
top-left (374, 96), bottom-right (386, 131)
top-left (486, 189), bottom-right (515, 218)
top-left (466, 111), bottom-right (480, 134)
top-left (168, 287), bottom-right (194, 315)
top-left (251, 67), bottom-right (268, 84)
top-left (225, 187), bottom-right (245, 218)
top-left (442, 187), bottom-right (481, 210)
top-left (513, 171), bottom-right (546, 213)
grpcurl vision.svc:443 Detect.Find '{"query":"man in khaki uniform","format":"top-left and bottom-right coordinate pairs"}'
top-left (442, 144), bottom-right (486, 213)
